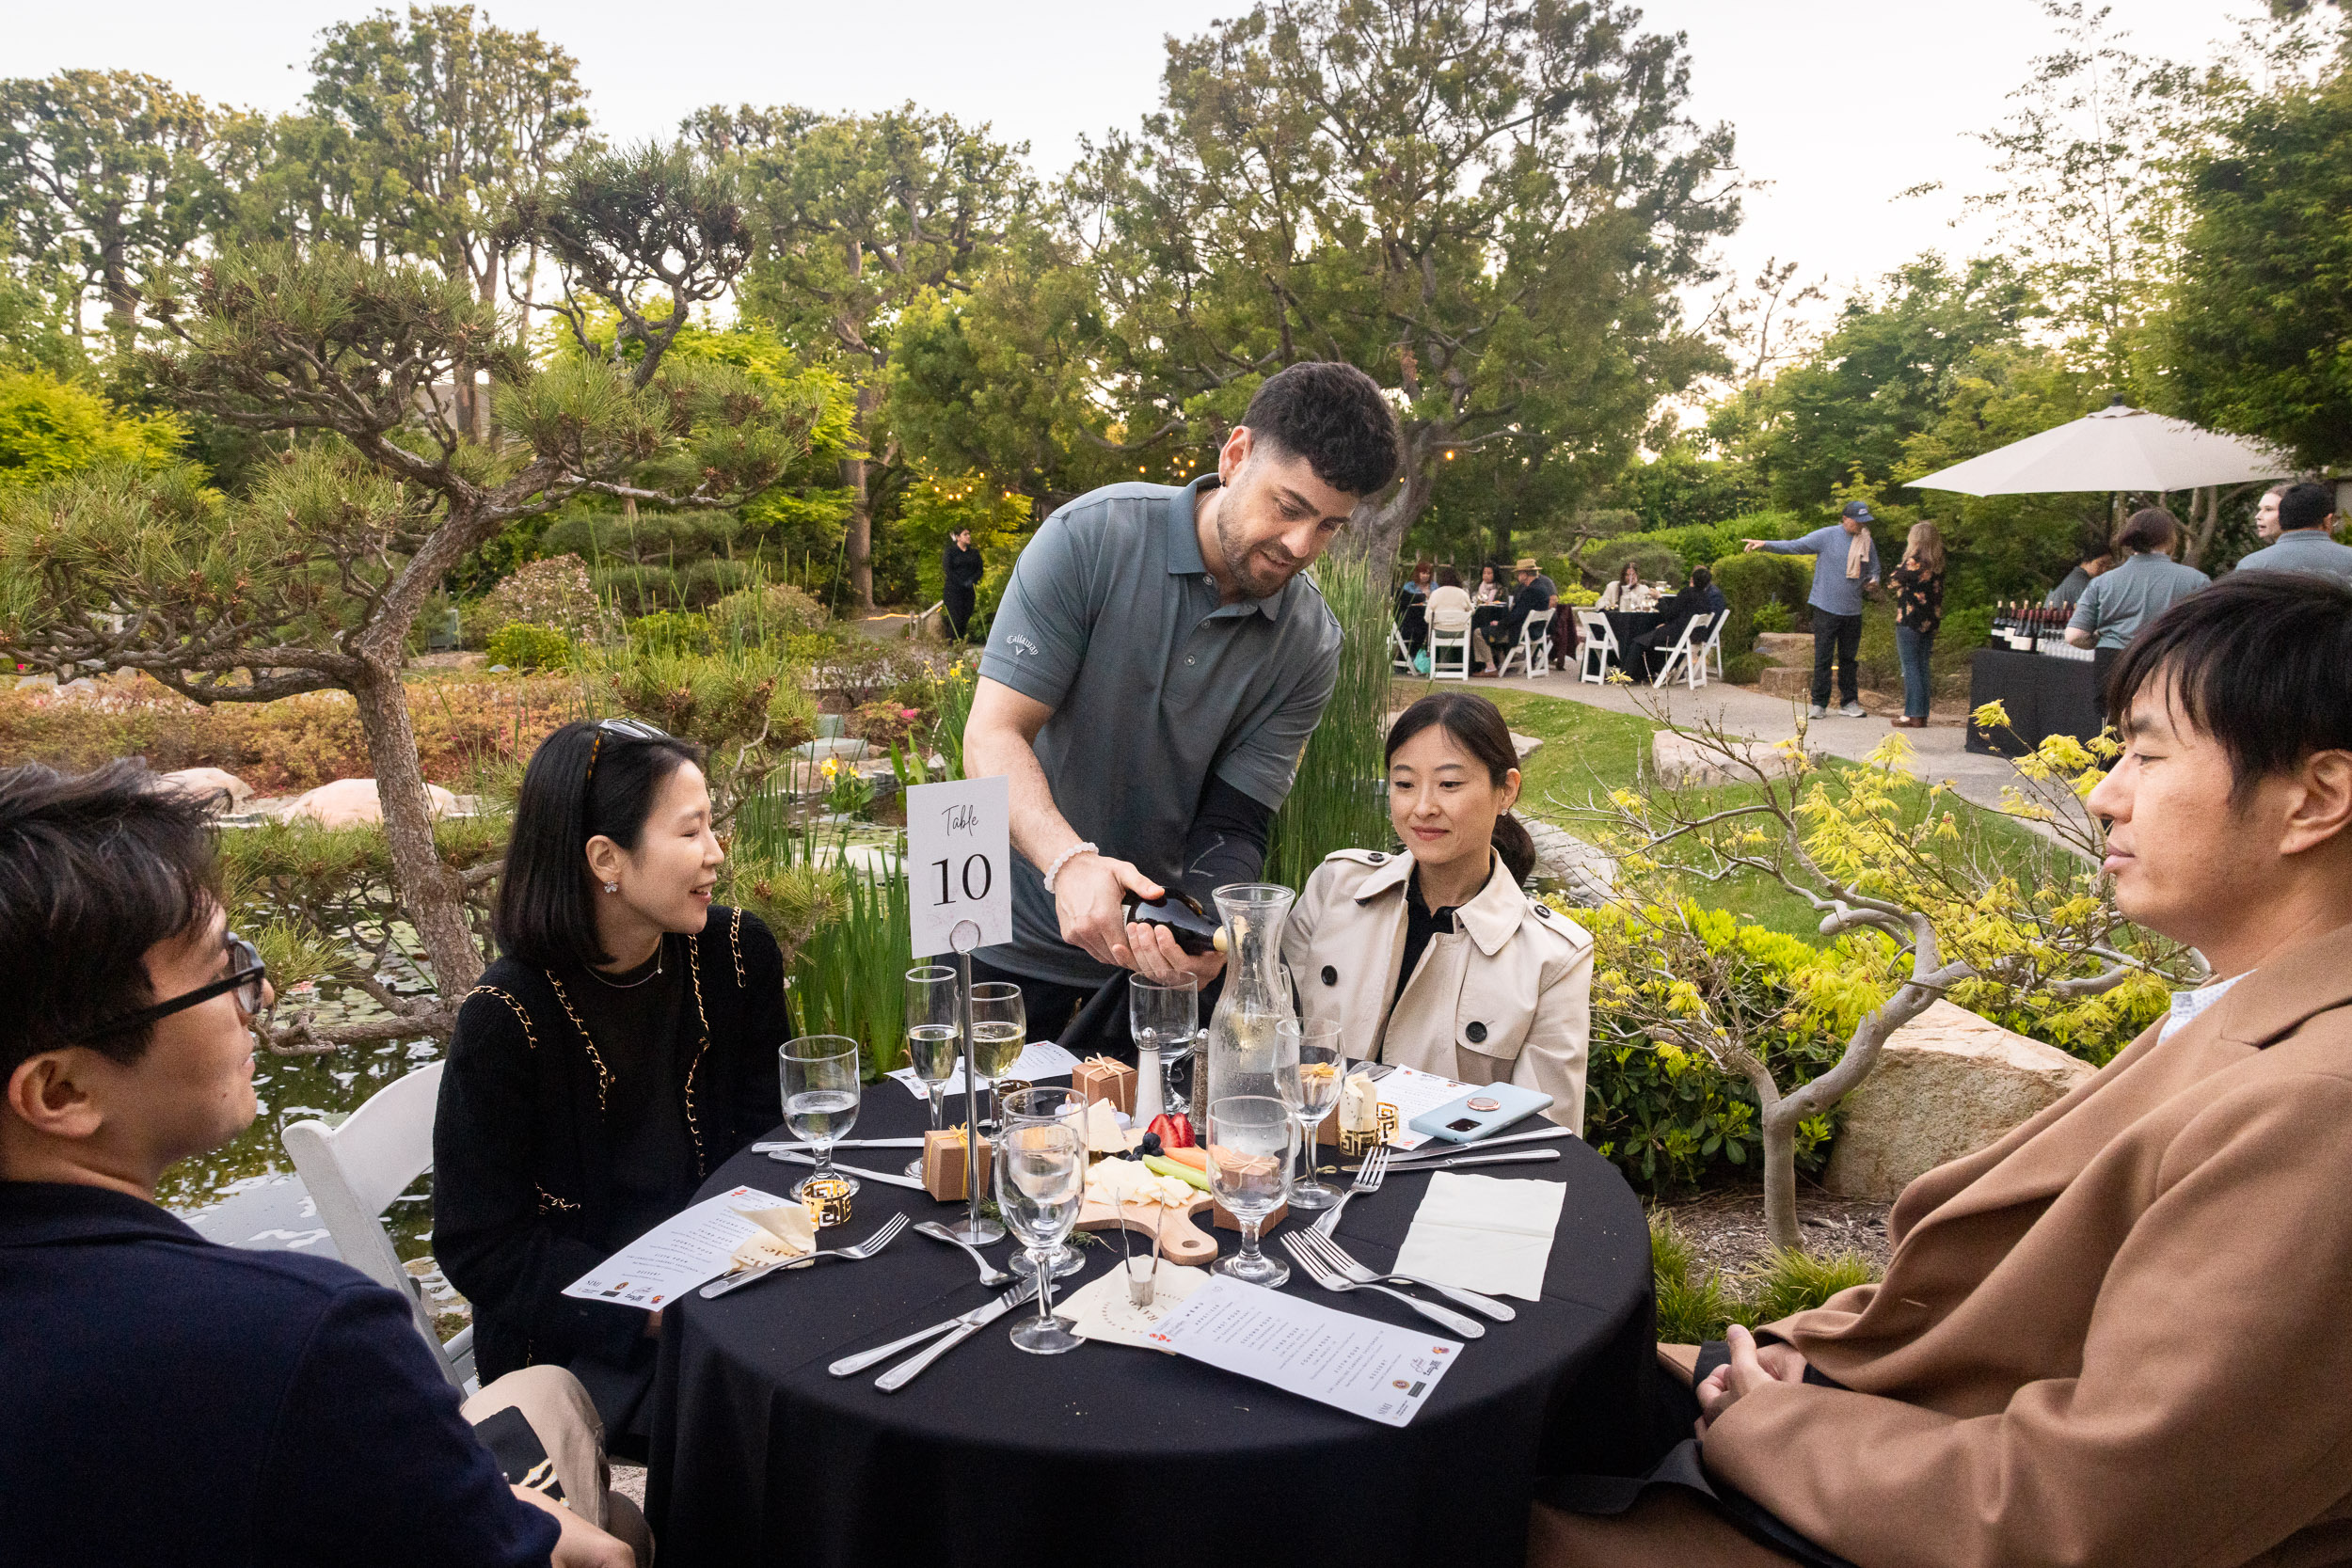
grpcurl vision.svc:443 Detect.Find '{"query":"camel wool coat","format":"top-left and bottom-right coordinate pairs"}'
top-left (1537, 917), bottom-right (2352, 1568)
top-left (1282, 847), bottom-right (1591, 1132)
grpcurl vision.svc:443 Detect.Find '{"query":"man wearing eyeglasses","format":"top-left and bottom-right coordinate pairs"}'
top-left (0, 761), bottom-right (638, 1568)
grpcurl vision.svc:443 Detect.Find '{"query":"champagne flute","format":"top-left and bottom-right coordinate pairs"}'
top-left (780, 1035), bottom-right (862, 1197)
top-left (1274, 1018), bottom-right (1345, 1210)
top-left (998, 1085), bottom-right (1089, 1280)
top-left (995, 1118), bottom-right (1086, 1354)
top-left (968, 981), bottom-right (1025, 1132)
top-left (1130, 974), bottom-right (1198, 1126)
top-left (902, 965), bottom-right (961, 1178)
top-left (1207, 1095), bottom-right (1293, 1287)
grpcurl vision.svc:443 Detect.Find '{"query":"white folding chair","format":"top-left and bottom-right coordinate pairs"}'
top-left (1497, 613), bottom-right (1552, 679)
top-left (1650, 612), bottom-right (1716, 690)
top-left (1702, 613), bottom-right (1727, 678)
top-left (1390, 621), bottom-right (1417, 674)
top-left (1427, 605), bottom-right (1473, 680)
top-left (282, 1061), bottom-right (475, 1391)
top-left (1576, 610), bottom-right (1618, 684)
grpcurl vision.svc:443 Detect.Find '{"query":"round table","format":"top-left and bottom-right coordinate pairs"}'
top-left (1602, 610), bottom-right (1664, 673)
top-left (645, 1085), bottom-right (1655, 1568)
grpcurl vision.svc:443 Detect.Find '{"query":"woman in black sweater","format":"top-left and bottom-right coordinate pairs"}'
top-left (435, 719), bottom-right (788, 1454)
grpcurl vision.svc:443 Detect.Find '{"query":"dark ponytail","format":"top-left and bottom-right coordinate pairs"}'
top-left (1384, 691), bottom-right (1537, 884)
top-left (494, 719), bottom-right (706, 969)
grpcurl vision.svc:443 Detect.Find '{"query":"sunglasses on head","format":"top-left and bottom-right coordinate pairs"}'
top-left (584, 718), bottom-right (672, 784)
top-left (78, 932), bottom-right (268, 1042)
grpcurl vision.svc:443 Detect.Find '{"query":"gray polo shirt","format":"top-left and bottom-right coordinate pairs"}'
top-left (1754, 524), bottom-right (1880, 617)
top-left (2068, 550), bottom-right (2211, 649)
top-left (2233, 530), bottom-right (2352, 586)
top-left (977, 478), bottom-right (1342, 987)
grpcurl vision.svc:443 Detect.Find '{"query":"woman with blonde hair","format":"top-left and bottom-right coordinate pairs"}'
top-left (1889, 521), bottom-right (1947, 728)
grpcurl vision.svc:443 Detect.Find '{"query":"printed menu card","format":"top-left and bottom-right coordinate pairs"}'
top-left (1148, 1276), bottom-right (1463, 1426)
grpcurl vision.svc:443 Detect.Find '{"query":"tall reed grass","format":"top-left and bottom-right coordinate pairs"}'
top-left (1265, 549), bottom-right (1395, 891)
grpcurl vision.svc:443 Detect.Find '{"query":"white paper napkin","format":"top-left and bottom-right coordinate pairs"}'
top-left (1390, 1173), bottom-right (1565, 1302)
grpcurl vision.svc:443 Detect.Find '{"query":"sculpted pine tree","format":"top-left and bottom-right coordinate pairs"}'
top-left (0, 145), bottom-right (819, 1046)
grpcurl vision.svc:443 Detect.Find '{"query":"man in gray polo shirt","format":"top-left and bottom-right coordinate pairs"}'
top-left (963, 362), bottom-right (1403, 1036)
top-left (2233, 482), bottom-right (2352, 586)
top-left (1744, 501), bottom-right (1882, 719)
top-left (2068, 507), bottom-right (2211, 650)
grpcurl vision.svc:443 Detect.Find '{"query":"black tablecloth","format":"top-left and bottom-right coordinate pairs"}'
top-left (1965, 646), bottom-right (2112, 756)
top-left (1603, 610), bottom-right (1664, 672)
top-left (646, 1086), bottom-right (1657, 1568)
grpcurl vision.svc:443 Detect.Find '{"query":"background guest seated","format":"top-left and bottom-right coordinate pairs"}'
top-left (0, 761), bottom-right (639, 1568)
top-left (1395, 557), bottom-right (1435, 651)
top-left (436, 720), bottom-right (787, 1461)
top-left (1283, 691), bottom-right (1591, 1127)
top-left (1597, 562), bottom-right (1649, 611)
top-left (1534, 572), bottom-right (2352, 1567)
top-left (1636, 566), bottom-right (1727, 679)
top-left (1427, 564), bottom-right (1478, 669)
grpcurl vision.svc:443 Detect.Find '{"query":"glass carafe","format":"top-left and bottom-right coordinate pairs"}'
top-left (1197, 883), bottom-right (1297, 1125)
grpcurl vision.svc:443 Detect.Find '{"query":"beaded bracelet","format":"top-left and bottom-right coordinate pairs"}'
top-left (1041, 840), bottom-right (1099, 894)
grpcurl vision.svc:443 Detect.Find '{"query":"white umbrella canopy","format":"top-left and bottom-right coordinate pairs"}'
top-left (1905, 402), bottom-right (2295, 496)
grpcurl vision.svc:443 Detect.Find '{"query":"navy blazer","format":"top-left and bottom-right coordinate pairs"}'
top-left (0, 1180), bottom-right (558, 1568)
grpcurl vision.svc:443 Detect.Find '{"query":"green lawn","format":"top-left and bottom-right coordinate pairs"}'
top-left (1450, 682), bottom-right (2054, 942)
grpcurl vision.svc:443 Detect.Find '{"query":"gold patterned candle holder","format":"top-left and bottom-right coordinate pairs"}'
top-left (1339, 1103), bottom-right (1400, 1158)
top-left (801, 1177), bottom-right (853, 1229)
top-left (992, 1078), bottom-right (1031, 1103)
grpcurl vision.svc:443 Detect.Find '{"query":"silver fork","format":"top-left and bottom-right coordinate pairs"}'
top-left (1295, 1229), bottom-right (1516, 1322)
top-left (1280, 1232), bottom-right (1485, 1338)
top-left (1312, 1145), bottom-right (1389, 1237)
top-left (700, 1212), bottom-right (910, 1298)
top-left (914, 1219), bottom-right (1015, 1286)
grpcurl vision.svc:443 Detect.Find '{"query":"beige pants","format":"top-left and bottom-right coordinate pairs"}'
top-left (461, 1365), bottom-right (654, 1564)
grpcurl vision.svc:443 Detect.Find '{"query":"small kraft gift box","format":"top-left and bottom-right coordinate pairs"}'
top-left (921, 1125), bottom-right (993, 1202)
top-left (1072, 1053), bottom-right (1136, 1115)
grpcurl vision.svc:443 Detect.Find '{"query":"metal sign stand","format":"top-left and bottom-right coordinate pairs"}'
top-left (938, 917), bottom-right (1004, 1245)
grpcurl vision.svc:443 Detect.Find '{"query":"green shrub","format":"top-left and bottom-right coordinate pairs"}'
top-left (464, 554), bottom-right (613, 647)
top-left (485, 622), bottom-right (574, 671)
top-left (1752, 599), bottom-right (1796, 635)
top-left (627, 610), bottom-right (717, 657)
top-left (1648, 1212), bottom-right (1883, 1343)
top-left (1709, 550), bottom-right (1815, 655)
top-left (711, 581), bottom-right (827, 646)
top-left (595, 558), bottom-right (757, 615)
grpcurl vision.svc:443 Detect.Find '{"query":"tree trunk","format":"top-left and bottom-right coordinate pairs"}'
top-left (843, 379), bottom-right (886, 612)
top-left (1758, 1102), bottom-right (1804, 1253)
top-left (350, 658), bottom-right (485, 1008)
top-left (2184, 485), bottom-right (2217, 569)
top-left (1343, 426), bottom-right (1439, 574)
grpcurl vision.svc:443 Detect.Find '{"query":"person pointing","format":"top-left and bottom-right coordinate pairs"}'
top-left (961, 363), bottom-right (1403, 1037)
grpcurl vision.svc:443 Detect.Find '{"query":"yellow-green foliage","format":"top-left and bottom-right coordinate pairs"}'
top-left (485, 622), bottom-right (574, 671)
top-left (0, 370), bottom-right (184, 488)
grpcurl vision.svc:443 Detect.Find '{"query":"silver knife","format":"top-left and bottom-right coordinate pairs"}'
top-left (830, 1279), bottom-right (1039, 1377)
top-left (1382, 1126), bottom-right (1572, 1156)
top-left (753, 1137), bottom-right (926, 1153)
top-left (876, 1295), bottom-right (1025, 1391)
top-left (701, 1255), bottom-right (798, 1299)
top-left (1342, 1148), bottom-right (1565, 1174)
top-left (766, 1151), bottom-right (930, 1190)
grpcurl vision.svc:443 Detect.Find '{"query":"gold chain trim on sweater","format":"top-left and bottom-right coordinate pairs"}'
top-left (545, 974), bottom-right (613, 1111)
top-left (728, 906), bottom-right (745, 988)
top-left (683, 942), bottom-right (711, 1174)
top-left (534, 1185), bottom-right (580, 1216)
top-left (468, 985), bottom-right (538, 1050)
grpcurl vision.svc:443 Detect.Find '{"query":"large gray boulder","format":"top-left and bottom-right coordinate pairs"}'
top-left (1822, 1000), bottom-right (2097, 1200)
top-left (1651, 730), bottom-right (1814, 786)
top-left (1521, 816), bottom-right (1615, 907)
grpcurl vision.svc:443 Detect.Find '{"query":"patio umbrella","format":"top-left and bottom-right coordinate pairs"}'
top-left (1905, 400), bottom-right (2294, 496)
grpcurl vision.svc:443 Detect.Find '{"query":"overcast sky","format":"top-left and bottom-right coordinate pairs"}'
top-left (9, 0), bottom-right (2257, 328)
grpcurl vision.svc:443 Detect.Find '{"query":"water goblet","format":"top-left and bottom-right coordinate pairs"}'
top-left (781, 1035), bottom-right (862, 1198)
top-left (1207, 1095), bottom-right (1294, 1288)
top-left (903, 965), bottom-right (961, 1177)
top-left (1274, 1018), bottom-right (1346, 1210)
top-left (968, 981), bottom-right (1025, 1132)
top-left (998, 1085), bottom-right (1089, 1280)
top-left (995, 1118), bottom-right (1086, 1354)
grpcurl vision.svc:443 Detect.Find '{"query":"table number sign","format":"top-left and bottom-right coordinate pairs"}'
top-left (904, 774), bottom-right (1010, 957)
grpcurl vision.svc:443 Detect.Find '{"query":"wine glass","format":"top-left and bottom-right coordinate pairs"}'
top-left (995, 1117), bottom-right (1086, 1354)
top-left (781, 1035), bottom-right (862, 1197)
top-left (902, 965), bottom-right (961, 1178)
top-left (1130, 974), bottom-right (1198, 1125)
top-left (1275, 1018), bottom-right (1345, 1210)
top-left (968, 981), bottom-right (1025, 1132)
top-left (998, 1085), bottom-right (1089, 1280)
top-left (1207, 1095), bottom-right (1293, 1288)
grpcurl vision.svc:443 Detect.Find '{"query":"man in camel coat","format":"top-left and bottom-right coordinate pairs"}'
top-left (1534, 571), bottom-right (2352, 1568)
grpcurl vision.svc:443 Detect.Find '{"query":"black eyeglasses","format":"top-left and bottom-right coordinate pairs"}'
top-left (585, 718), bottom-right (672, 784)
top-left (78, 933), bottom-right (268, 1042)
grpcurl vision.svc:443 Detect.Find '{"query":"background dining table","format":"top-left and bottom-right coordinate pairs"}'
top-left (1602, 610), bottom-right (1665, 671)
top-left (644, 1083), bottom-right (1661, 1568)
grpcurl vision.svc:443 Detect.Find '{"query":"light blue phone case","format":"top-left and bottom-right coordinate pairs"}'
top-left (1408, 1082), bottom-right (1555, 1144)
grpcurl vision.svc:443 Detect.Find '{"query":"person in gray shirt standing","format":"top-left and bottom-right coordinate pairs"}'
top-left (1744, 501), bottom-right (1882, 718)
top-left (2067, 508), bottom-right (2211, 650)
top-left (962, 362), bottom-right (1402, 1039)
top-left (2233, 482), bottom-right (2352, 586)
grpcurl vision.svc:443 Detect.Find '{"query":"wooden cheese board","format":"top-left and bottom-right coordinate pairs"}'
top-left (1074, 1189), bottom-right (1218, 1266)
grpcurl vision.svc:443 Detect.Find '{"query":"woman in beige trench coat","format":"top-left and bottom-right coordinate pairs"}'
top-left (1281, 691), bottom-right (1592, 1131)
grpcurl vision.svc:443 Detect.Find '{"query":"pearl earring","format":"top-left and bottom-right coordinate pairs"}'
top-left (603, 881), bottom-right (618, 893)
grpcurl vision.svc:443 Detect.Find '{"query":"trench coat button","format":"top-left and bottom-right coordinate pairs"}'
top-left (1321, 965), bottom-right (1338, 987)
top-left (1367, 851), bottom-right (1387, 863)
top-left (1465, 1021), bottom-right (1488, 1044)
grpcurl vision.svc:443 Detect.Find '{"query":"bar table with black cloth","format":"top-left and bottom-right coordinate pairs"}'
top-left (1602, 610), bottom-right (1663, 673)
top-left (645, 1085), bottom-right (1658, 1568)
top-left (1964, 646), bottom-right (2114, 756)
